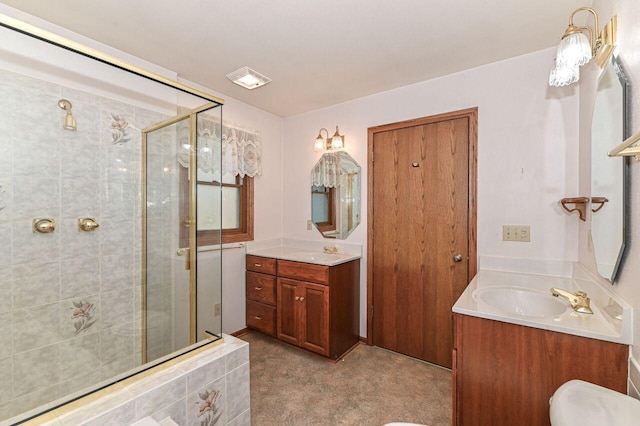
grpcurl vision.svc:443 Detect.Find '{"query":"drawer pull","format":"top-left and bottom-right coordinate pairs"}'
top-left (254, 286), bottom-right (263, 291)
top-left (254, 316), bottom-right (262, 320)
top-left (254, 263), bottom-right (262, 267)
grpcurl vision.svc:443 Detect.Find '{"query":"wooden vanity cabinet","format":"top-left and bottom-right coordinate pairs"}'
top-left (277, 277), bottom-right (330, 355)
top-left (246, 255), bottom-right (277, 337)
top-left (452, 313), bottom-right (628, 426)
top-left (246, 254), bottom-right (360, 359)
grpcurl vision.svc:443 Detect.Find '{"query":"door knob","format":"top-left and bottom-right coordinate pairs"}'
top-left (453, 254), bottom-right (463, 262)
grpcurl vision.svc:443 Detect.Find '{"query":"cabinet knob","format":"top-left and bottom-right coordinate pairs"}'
top-left (453, 254), bottom-right (463, 262)
top-left (295, 296), bottom-right (300, 301)
top-left (254, 286), bottom-right (263, 291)
top-left (254, 316), bottom-right (262, 320)
top-left (299, 297), bottom-right (305, 302)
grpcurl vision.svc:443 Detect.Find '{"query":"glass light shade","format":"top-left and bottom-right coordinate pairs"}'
top-left (331, 135), bottom-right (343, 149)
top-left (314, 136), bottom-right (326, 151)
top-left (549, 61), bottom-right (580, 87)
top-left (557, 32), bottom-right (592, 67)
top-left (331, 126), bottom-right (344, 149)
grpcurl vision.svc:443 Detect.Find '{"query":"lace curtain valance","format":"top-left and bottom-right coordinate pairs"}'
top-left (311, 152), bottom-right (341, 188)
top-left (177, 118), bottom-right (262, 178)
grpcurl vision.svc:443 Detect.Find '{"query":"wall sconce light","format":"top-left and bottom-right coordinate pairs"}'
top-left (58, 99), bottom-right (77, 131)
top-left (314, 126), bottom-right (345, 151)
top-left (549, 8), bottom-right (617, 87)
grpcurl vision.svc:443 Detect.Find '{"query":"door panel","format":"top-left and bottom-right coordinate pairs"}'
top-left (277, 278), bottom-right (300, 345)
top-left (300, 282), bottom-right (329, 356)
top-left (371, 114), bottom-right (472, 368)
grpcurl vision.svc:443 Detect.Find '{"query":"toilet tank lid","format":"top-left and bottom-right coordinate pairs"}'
top-left (550, 380), bottom-right (640, 426)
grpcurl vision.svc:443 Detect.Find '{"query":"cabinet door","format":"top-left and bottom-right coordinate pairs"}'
top-left (299, 282), bottom-right (330, 356)
top-left (277, 278), bottom-right (300, 345)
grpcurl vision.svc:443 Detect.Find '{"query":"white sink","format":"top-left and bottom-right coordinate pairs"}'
top-left (288, 252), bottom-right (342, 262)
top-left (473, 287), bottom-right (569, 318)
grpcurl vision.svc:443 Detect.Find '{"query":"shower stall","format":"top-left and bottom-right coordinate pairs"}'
top-left (0, 13), bottom-right (224, 423)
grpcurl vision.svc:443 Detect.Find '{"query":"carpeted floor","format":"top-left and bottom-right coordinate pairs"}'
top-left (239, 331), bottom-right (452, 426)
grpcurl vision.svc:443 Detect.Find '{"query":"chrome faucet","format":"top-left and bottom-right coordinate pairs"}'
top-left (550, 288), bottom-right (593, 314)
top-left (323, 246), bottom-right (338, 254)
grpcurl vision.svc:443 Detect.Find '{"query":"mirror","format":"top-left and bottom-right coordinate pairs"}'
top-left (311, 151), bottom-right (361, 239)
top-left (590, 54), bottom-right (630, 282)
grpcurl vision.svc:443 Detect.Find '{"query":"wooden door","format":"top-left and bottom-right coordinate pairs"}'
top-left (299, 282), bottom-right (330, 356)
top-left (277, 278), bottom-right (300, 345)
top-left (368, 109), bottom-right (477, 368)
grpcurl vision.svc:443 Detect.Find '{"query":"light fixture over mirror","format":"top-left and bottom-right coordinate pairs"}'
top-left (548, 8), bottom-right (617, 87)
top-left (314, 125), bottom-right (345, 151)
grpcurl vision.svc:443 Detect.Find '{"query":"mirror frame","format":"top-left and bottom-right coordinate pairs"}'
top-left (591, 54), bottom-right (631, 283)
top-left (310, 151), bottom-right (361, 239)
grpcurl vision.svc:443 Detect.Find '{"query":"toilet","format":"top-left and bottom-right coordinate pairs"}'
top-left (549, 380), bottom-right (640, 425)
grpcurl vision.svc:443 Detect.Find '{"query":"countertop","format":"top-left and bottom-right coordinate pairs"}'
top-left (246, 246), bottom-right (361, 267)
top-left (452, 268), bottom-right (632, 344)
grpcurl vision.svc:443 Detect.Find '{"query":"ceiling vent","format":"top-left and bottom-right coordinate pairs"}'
top-left (226, 66), bottom-right (271, 90)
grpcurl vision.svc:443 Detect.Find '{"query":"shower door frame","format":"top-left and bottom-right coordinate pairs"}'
top-left (141, 102), bottom-right (221, 363)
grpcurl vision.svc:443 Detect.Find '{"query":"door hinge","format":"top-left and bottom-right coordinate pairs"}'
top-left (371, 229), bottom-right (374, 239)
top-left (371, 151), bottom-right (374, 162)
top-left (370, 306), bottom-right (374, 317)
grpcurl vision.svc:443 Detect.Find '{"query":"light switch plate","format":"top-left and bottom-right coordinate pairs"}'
top-left (503, 225), bottom-right (531, 242)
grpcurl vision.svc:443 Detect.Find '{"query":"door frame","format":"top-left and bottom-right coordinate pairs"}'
top-left (366, 107), bottom-right (478, 344)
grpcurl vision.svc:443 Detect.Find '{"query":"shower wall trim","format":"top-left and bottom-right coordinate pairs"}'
top-left (15, 335), bottom-right (235, 426)
top-left (0, 12), bottom-right (225, 106)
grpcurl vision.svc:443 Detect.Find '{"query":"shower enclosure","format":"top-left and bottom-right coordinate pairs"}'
top-left (0, 13), bottom-right (223, 423)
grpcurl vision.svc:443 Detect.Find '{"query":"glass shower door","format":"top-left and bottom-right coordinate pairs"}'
top-left (142, 103), bottom-right (222, 363)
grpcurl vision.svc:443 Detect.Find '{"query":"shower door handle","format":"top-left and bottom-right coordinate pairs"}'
top-left (176, 248), bottom-right (191, 270)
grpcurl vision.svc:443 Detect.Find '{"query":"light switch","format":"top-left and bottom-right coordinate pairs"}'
top-left (503, 225), bottom-right (531, 242)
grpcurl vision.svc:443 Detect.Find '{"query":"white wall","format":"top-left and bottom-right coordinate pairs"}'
top-left (283, 48), bottom-right (580, 337)
top-left (216, 93), bottom-right (285, 335)
top-left (577, 0), bottom-right (640, 364)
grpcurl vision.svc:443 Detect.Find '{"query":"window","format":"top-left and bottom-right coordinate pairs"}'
top-left (311, 185), bottom-right (336, 234)
top-left (176, 120), bottom-right (261, 248)
top-left (179, 171), bottom-right (254, 247)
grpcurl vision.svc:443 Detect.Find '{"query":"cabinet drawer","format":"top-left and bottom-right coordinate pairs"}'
top-left (246, 300), bottom-right (276, 337)
top-left (246, 255), bottom-right (277, 275)
top-left (277, 259), bottom-right (329, 285)
top-left (246, 271), bottom-right (276, 306)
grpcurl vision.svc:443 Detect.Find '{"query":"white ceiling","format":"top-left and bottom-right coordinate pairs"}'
top-left (1, 0), bottom-right (589, 117)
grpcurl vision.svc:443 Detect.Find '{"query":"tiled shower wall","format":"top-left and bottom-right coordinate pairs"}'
top-left (0, 67), bottom-right (174, 420)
